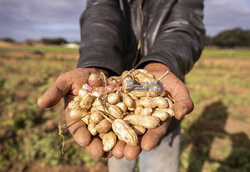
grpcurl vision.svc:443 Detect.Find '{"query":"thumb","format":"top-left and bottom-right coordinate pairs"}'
top-left (37, 74), bottom-right (71, 108)
top-left (173, 97), bottom-right (194, 120)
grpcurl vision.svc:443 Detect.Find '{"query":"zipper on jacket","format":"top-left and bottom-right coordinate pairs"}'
top-left (132, 0), bottom-right (144, 68)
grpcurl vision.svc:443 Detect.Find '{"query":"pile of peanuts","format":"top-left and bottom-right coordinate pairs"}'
top-left (68, 69), bottom-right (175, 152)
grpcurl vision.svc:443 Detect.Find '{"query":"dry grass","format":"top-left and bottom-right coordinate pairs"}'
top-left (0, 44), bottom-right (249, 172)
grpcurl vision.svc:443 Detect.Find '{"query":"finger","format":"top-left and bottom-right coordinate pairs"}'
top-left (65, 96), bottom-right (103, 160)
top-left (173, 96), bottom-right (194, 120)
top-left (38, 69), bottom-right (89, 108)
top-left (65, 107), bottom-right (92, 147)
top-left (157, 72), bottom-right (194, 120)
top-left (141, 118), bottom-right (171, 152)
top-left (37, 73), bottom-right (72, 108)
top-left (86, 137), bottom-right (104, 160)
top-left (124, 144), bottom-right (141, 161)
top-left (112, 140), bottom-right (126, 159)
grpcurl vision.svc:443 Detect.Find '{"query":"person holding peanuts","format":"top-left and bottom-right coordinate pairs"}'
top-left (38, 0), bottom-right (205, 171)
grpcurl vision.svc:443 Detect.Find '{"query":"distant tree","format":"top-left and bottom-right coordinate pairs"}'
top-left (205, 36), bottom-right (213, 46)
top-left (41, 37), bottom-right (67, 45)
top-left (211, 28), bottom-right (250, 47)
top-left (24, 39), bottom-right (35, 46)
top-left (1, 37), bottom-right (15, 43)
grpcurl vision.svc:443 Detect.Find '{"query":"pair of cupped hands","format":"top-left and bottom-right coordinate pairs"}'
top-left (37, 63), bottom-right (193, 160)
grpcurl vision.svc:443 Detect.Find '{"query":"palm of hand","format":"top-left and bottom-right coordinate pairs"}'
top-left (38, 64), bottom-right (193, 160)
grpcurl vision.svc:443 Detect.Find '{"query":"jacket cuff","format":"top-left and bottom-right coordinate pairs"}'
top-left (135, 55), bottom-right (184, 81)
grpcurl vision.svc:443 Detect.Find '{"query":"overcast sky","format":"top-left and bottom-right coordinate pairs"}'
top-left (0, 0), bottom-right (250, 42)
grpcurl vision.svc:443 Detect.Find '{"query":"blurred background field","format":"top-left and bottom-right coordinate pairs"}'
top-left (0, 41), bottom-right (249, 172)
top-left (1, 0), bottom-right (250, 171)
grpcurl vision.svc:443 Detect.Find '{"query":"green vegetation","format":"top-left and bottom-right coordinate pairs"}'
top-left (0, 37), bottom-right (16, 43)
top-left (206, 28), bottom-right (250, 48)
top-left (0, 45), bottom-right (249, 171)
top-left (203, 48), bottom-right (250, 58)
top-left (41, 37), bottom-right (68, 45)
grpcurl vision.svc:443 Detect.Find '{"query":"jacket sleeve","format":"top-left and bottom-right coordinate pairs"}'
top-left (137, 0), bottom-right (205, 80)
top-left (77, 0), bottom-right (125, 75)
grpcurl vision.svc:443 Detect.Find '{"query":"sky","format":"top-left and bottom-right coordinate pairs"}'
top-left (0, 0), bottom-right (250, 42)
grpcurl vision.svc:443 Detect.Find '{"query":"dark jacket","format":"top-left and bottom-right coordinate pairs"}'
top-left (77, 0), bottom-right (205, 134)
top-left (77, 0), bottom-right (205, 81)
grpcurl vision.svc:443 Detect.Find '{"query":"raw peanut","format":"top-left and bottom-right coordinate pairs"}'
top-left (68, 99), bottom-right (80, 110)
top-left (148, 91), bottom-right (162, 97)
top-left (135, 99), bottom-right (140, 106)
top-left (133, 83), bottom-right (147, 94)
top-left (122, 71), bottom-right (135, 93)
top-left (134, 105), bottom-right (143, 115)
top-left (122, 77), bottom-right (134, 93)
top-left (112, 119), bottom-right (138, 146)
top-left (160, 90), bottom-right (167, 97)
top-left (90, 110), bottom-right (103, 124)
top-left (102, 132), bottom-right (117, 152)
top-left (124, 115), bottom-right (160, 129)
top-left (82, 114), bottom-right (90, 125)
top-left (92, 98), bottom-right (105, 111)
top-left (90, 107), bottom-right (97, 112)
top-left (128, 92), bottom-right (137, 100)
top-left (153, 97), bottom-right (168, 108)
top-left (139, 97), bottom-right (155, 108)
top-left (74, 96), bottom-right (81, 102)
top-left (140, 108), bottom-right (153, 116)
top-left (108, 105), bottom-right (123, 119)
top-left (88, 123), bottom-right (98, 136)
top-left (116, 102), bottom-right (127, 113)
top-left (90, 91), bottom-right (101, 98)
top-left (152, 109), bottom-right (169, 121)
top-left (133, 69), bottom-right (155, 79)
top-left (82, 83), bottom-right (91, 91)
top-left (133, 125), bottom-right (146, 135)
top-left (147, 83), bottom-right (163, 97)
top-left (129, 91), bottom-right (147, 98)
top-left (108, 76), bottom-right (121, 86)
top-left (123, 112), bottom-right (135, 117)
top-left (128, 107), bottom-right (135, 111)
top-left (78, 89), bottom-right (89, 99)
top-left (142, 76), bottom-right (163, 98)
top-left (95, 119), bottom-right (112, 134)
top-left (99, 133), bottom-right (105, 139)
top-left (121, 70), bottom-right (129, 78)
top-left (107, 93), bottom-right (121, 105)
top-left (69, 109), bottom-right (87, 119)
top-left (88, 73), bottom-right (102, 87)
top-left (80, 93), bottom-right (95, 110)
top-left (133, 71), bottom-right (156, 83)
top-left (121, 93), bottom-right (135, 108)
top-left (165, 98), bottom-right (174, 109)
top-left (159, 108), bottom-right (175, 117)
top-left (99, 72), bottom-right (108, 85)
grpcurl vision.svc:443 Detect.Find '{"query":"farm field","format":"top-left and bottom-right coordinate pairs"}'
top-left (0, 42), bottom-right (249, 172)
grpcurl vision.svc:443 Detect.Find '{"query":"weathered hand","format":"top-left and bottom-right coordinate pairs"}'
top-left (37, 67), bottom-right (111, 160)
top-left (37, 63), bottom-right (193, 161)
top-left (141, 62), bottom-right (194, 151)
top-left (111, 63), bottom-right (194, 161)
